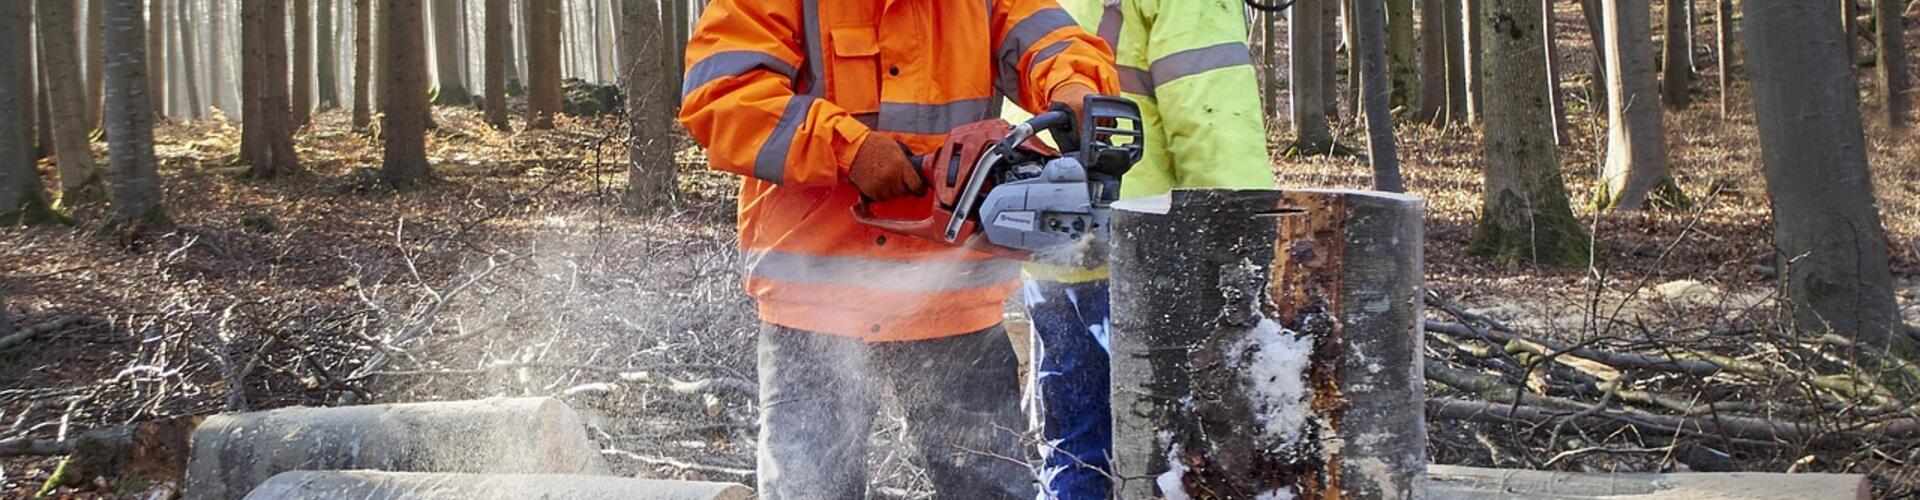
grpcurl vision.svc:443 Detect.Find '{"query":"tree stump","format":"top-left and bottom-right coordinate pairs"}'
top-left (242, 471), bottom-right (752, 500)
top-left (187, 397), bottom-right (606, 500)
top-left (1109, 189), bottom-right (1426, 499)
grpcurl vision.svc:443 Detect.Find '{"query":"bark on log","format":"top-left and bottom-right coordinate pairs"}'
top-left (186, 397), bottom-right (606, 500)
top-left (242, 471), bottom-right (751, 500)
top-left (1110, 189), bottom-right (1427, 499)
top-left (1426, 464), bottom-right (1870, 499)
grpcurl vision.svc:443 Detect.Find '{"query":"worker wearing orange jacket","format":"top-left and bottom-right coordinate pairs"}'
top-left (678, 0), bottom-right (1120, 497)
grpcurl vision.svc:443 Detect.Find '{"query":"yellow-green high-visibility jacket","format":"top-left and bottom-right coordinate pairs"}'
top-left (1013, 0), bottom-right (1277, 283)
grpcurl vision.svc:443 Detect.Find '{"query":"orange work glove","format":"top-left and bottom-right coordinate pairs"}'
top-left (847, 134), bottom-right (927, 202)
top-left (1050, 82), bottom-right (1097, 122)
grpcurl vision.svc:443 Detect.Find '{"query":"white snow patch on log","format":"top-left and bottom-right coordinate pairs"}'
top-left (1232, 317), bottom-right (1315, 445)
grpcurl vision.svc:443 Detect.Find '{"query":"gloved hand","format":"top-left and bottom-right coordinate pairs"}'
top-left (1050, 82), bottom-right (1097, 123)
top-left (848, 134), bottom-right (927, 201)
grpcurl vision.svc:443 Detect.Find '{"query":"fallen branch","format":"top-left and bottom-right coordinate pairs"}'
top-left (1428, 392), bottom-right (1920, 444)
top-left (0, 316), bottom-right (83, 352)
top-left (599, 448), bottom-right (755, 477)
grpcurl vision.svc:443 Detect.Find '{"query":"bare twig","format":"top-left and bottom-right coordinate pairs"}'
top-left (0, 316), bottom-right (84, 352)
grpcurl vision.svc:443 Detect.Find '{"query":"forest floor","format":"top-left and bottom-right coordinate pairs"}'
top-left (7, 5), bottom-right (1920, 499)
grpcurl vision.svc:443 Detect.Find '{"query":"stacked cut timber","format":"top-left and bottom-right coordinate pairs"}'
top-left (243, 471), bottom-right (752, 500)
top-left (186, 397), bottom-right (607, 499)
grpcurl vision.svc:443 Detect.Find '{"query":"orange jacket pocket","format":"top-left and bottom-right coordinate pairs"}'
top-left (827, 26), bottom-right (881, 114)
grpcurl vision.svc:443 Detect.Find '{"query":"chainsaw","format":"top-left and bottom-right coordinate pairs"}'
top-left (853, 95), bottom-right (1144, 264)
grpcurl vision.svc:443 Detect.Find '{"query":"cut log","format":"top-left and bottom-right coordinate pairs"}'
top-left (1109, 189), bottom-right (1427, 499)
top-left (1426, 465), bottom-right (1870, 500)
top-left (242, 471), bottom-right (751, 500)
top-left (187, 397), bottom-right (606, 500)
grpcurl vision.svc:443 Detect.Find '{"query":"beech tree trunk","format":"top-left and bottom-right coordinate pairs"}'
top-left (1263, 9), bottom-right (1278, 123)
top-left (293, 0), bottom-right (312, 125)
top-left (1471, 0), bottom-right (1591, 266)
top-left (383, 0), bottom-right (429, 184)
top-left (374, 0), bottom-right (387, 111)
top-left (36, 0), bottom-right (106, 202)
top-left (317, 0), bottom-right (338, 110)
top-left (1444, 0), bottom-right (1468, 120)
top-left (89, 0), bottom-right (105, 128)
top-left (1661, 0), bottom-right (1691, 109)
top-left (186, 398), bottom-right (606, 500)
top-left (241, 0), bottom-right (298, 177)
top-left (1463, 0), bottom-right (1483, 121)
top-left (105, 0), bottom-right (163, 225)
top-left (175, 0), bottom-right (202, 119)
top-left (1840, 0), bottom-right (1858, 63)
top-left (1544, 0), bottom-right (1570, 144)
top-left (624, 0), bottom-right (676, 210)
top-left (1358, 0), bottom-right (1404, 192)
top-left (1596, 0), bottom-right (1678, 211)
top-left (1109, 189), bottom-right (1427, 499)
top-left (1578, 0), bottom-right (1608, 107)
top-left (1322, 0), bottom-right (1339, 117)
top-left (1386, 0), bottom-right (1415, 110)
top-left (2, 0), bottom-right (56, 224)
top-left (207, 0), bottom-right (228, 116)
top-left (482, 0), bottom-right (506, 130)
top-left (429, 0), bottom-right (469, 104)
top-left (1874, 0), bottom-right (1909, 128)
top-left (147, 0), bottom-right (166, 119)
top-left (352, 0), bottom-right (370, 128)
top-left (524, 0), bottom-right (560, 129)
top-left (1291, 0), bottom-right (1336, 152)
top-left (1418, 0), bottom-right (1450, 125)
top-left (1716, 0), bottom-right (1731, 115)
top-left (1744, 0), bottom-right (1913, 356)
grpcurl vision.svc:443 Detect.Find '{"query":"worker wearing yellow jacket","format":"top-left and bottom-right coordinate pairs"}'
top-left (1012, 1), bottom-right (1275, 497)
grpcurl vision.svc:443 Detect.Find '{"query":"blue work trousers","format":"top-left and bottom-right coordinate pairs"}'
top-left (1021, 279), bottom-right (1113, 500)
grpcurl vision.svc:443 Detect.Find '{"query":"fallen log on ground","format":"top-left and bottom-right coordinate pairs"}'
top-left (187, 397), bottom-right (606, 500)
top-left (241, 471), bottom-right (751, 500)
top-left (1425, 464), bottom-right (1870, 499)
top-left (1427, 396), bottom-right (1920, 445)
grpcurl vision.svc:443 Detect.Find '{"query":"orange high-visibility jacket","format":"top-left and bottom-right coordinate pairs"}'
top-left (679, 0), bottom-right (1120, 342)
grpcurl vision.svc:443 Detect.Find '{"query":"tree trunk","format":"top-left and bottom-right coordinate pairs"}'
top-left (1578, 0), bottom-right (1608, 107)
top-left (1444, 0), bottom-right (1468, 120)
top-left (1463, 0), bottom-right (1483, 121)
top-left (506, 0), bottom-right (522, 90)
top-left (1595, 0), bottom-right (1678, 211)
top-left (175, 0), bottom-right (201, 119)
top-left (669, 0), bottom-right (685, 110)
top-left (1358, 0), bottom-right (1404, 192)
top-left (35, 0), bottom-right (107, 203)
top-left (37, 58), bottom-right (53, 160)
top-left (1471, 0), bottom-right (1591, 266)
top-left (524, 0), bottom-right (559, 129)
top-left (482, 0), bottom-right (506, 130)
top-left (2, 0), bottom-right (56, 225)
top-left (317, 0), bottom-right (338, 109)
top-left (242, 0), bottom-right (298, 177)
top-left (89, 0), bottom-right (105, 129)
top-left (352, 0), bottom-right (370, 128)
top-left (1744, 0), bottom-right (1913, 356)
top-left (1109, 189), bottom-right (1427, 499)
top-left (1874, 0), bottom-right (1909, 128)
top-left (1291, 0), bottom-right (1335, 152)
top-left (1322, 0), bottom-right (1339, 117)
top-left (383, 0), bottom-right (429, 184)
top-left (185, 398), bottom-right (605, 500)
top-left (293, 0), bottom-right (312, 125)
top-left (623, 0), bottom-right (675, 210)
top-left (429, 0), bottom-right (469, 104)
top-left (374, 0), bottom-right (387, 111)
top-left (1544, 0), bottom-right (1570, 144)
top-left (105, 0), bottom-right (163, 226)
top-left (1716, 0), bottom-right (1731, 115)
top-left (1387, 0), bottom-right (1415, 110)
top-left (1346, 0), bottom-right (1363, 120)
top-left (245, 472), bottom-right (751, 500)
top-left (589, 0), bottom-right (604, 82)
top-left (1661, 0), bottom-right (1691, 109)
top-left (1840, 0), bottom-right (1858, 64)
top-left (1418, 0), bottom-right (1449, 125)
top-left (147, 0), bottom-right (166, 119)
top-left (1264, 8), bottom-right (1279, 124)
top-left (207, 0), bottom-right (228, 117)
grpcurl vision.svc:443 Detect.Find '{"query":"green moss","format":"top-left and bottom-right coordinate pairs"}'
top-left (1, 190), bottom-right (70, 226)
top-left (1592, 176), bottom-right (1691, 212)
top-left (1469, 190), bottom-right (1596, 267)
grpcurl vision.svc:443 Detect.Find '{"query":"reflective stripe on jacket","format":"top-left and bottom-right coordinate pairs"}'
top-left (680, 0), bottom-right (1122, 341)
top-left (1018, 0), bottom-right (1277, 283)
